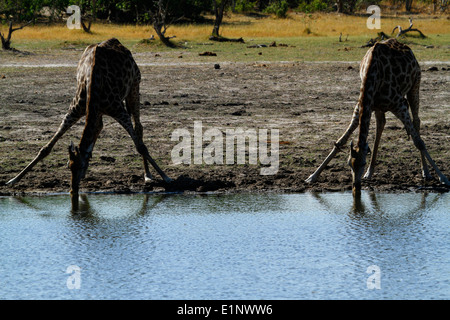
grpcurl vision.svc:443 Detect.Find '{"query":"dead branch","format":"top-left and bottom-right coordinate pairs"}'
top-left (392, 18), bottom-right (426, 38)
top-left (209, 35), bottom-right (244, 43)
top-left (81, 19), bottom-right (92, 33)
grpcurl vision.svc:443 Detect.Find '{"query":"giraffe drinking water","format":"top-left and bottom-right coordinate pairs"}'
top-left (6, 38), bottom-right (172, 201)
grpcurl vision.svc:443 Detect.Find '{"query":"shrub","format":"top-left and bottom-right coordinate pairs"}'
top-left (264, 0), bottom-right (289, 18)
top-left (297, 0), bottom-right (331, 13)
top-left (234, 0), bottom-right (257, 12)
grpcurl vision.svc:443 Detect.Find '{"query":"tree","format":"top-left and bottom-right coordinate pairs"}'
top-left (210, 0), bottom-right (244, 42)
top-left (149, 0), bottom-right (177, 47)
top-left (212, 0), bottom-right (230, 38)
top-left (405, 0), bottom-right (413, 11)
top-left (0, 20), bottom-right (32, 50)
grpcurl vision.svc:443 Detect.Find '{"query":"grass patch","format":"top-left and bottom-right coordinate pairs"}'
top-left (1, 13), bottom-right (449, 62)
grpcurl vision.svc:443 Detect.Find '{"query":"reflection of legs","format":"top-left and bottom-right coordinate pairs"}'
top-left (305, 103), bottom-right (360, 183)
top-left (7, 110), bottom-right (82, 185)
top-left (364, 111), bottom-right (385, 180)
top-left (393, 101), bottom-right (449, 186)
top-left (111, 106), bottom-right (171, 183)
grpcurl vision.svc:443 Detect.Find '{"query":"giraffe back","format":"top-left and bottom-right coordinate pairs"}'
top-left (358, 38), bottom-right (420, 112)
top-left (76, 38), bottom-right (141, 116)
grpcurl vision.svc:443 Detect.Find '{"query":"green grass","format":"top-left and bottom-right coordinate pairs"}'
top-left (130, 34), bottom-right (450, 62)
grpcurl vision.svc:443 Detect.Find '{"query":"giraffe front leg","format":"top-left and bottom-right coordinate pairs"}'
top-left (143, 163), bottom-right (154, 183)
top-left (364, 110), bottom-right (385, 180)
top-left (407, 76), bottom-right (432, 180)
top-left (126, 83), bottom-right (153, 183)
top-left (305, 103), bottom-right (360, 183)
top-left (112, 108), bottom-right (172, 184)
top-left (132, 118), bottom-right (153, 183)
top-left (7, 111), bottom-right (81, 186)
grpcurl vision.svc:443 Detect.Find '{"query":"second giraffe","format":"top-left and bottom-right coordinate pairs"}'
top-left (305, 38), bottom-right (449, 195)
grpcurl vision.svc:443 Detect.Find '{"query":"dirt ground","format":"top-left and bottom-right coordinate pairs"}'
top-left (0, 51), bottom-right (449, 196)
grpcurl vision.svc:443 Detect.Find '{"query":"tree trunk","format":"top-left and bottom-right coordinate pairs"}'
top-left (336, 0), bottom-right (344, 13)
top-left (405, 0), bottom-right (413, 12)
top-left (0, 22), bottom-right (13, 50)
top-left (153, 22), bottom-right (176, 48)
top-left (212, 0), bottom-right (229, 38)
top-left (0, 21), bottom-right (31, 51)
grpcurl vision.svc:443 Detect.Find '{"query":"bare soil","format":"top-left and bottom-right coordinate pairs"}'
top-left (0, 56), bottom-right (449, 195)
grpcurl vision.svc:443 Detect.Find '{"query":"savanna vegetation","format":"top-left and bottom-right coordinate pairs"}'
top-left (0, 1), bottom-right (448, 194)
top-left (0, 0), bottom-right (448, 23)
top-left (1, 0), bottom-right (448, 48)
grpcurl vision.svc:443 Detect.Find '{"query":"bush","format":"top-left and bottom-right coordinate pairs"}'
top-left (297, 0), bottom-right (331, 13)
top-left (264, 0), bottom-right (289, 18)
top-left (234, 0), bottom-right (257, 12)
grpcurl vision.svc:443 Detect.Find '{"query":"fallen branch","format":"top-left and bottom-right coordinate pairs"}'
top-left (209, 35), bottom-right (244, 43)
top-left (392, 18), bottom-right (426, 38)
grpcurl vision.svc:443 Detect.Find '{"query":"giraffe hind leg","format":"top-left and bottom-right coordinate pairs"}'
top-left (126, 84), bottom-right (153, 182)
top-left (393, 101), bottom-right (450, 186)
top-left (407, 79), bottom-right (432, 180)
top-left (364, 110), bottom-right (386, 180)
top-left (110, 105), bottom-right (171, 183)
top-left (133, 116), bottom-right (153, 182)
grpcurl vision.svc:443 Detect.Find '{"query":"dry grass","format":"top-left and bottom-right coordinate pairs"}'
top-left (2, 12), bottom-right (448, 42)
top-left (216, 13), bottom-right (449, 38)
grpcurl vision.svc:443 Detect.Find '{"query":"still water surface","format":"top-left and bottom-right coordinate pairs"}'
top-left (0, 191), bottom-right (448, 299)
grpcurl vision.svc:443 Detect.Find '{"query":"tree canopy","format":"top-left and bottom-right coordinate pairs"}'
top-left (1, 0), bottom-right (444, 24)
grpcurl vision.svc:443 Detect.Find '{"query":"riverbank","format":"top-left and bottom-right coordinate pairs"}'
top-left (1, 60), bottom-right (448, 195)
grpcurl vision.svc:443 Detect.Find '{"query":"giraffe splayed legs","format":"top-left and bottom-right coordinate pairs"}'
top-left (305, 39), bottom-right (449, 195)
top-left (7, 38), bottom-right (172, 203)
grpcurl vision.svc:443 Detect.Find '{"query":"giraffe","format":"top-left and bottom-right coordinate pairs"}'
top-left (6, 38), bottom-right (172, 200)
top-left (305, 38), bottom-right (449, 195)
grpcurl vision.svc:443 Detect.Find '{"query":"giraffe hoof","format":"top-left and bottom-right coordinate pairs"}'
top-left (164, 177), bottom-right (173, 184)
top-left (144, 175), bottom-right (153, 184)
top-left (305, 175), bottom-right (316, 183)
top-left (6, 177), bottom-right (19, 185)
top-left (363, 172), bottom-right (373, 180)
top-left (439, 177), bottom-right (450, 186)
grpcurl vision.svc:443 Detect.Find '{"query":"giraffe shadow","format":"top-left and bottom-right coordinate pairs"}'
top-left (145, 175), bottom-right (236, 193)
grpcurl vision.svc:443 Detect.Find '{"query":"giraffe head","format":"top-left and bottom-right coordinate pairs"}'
top-left (68, 141), bottom-right (92, 196)
top-left (348, 140), bottom-right (369, 196)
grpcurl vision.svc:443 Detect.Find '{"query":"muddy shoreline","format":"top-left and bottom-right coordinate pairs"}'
top-left (0, 61), bottom-right (449, 196)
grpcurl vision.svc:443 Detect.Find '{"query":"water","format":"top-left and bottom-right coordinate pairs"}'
top-left (0, 191), bottom-right (448, 300)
